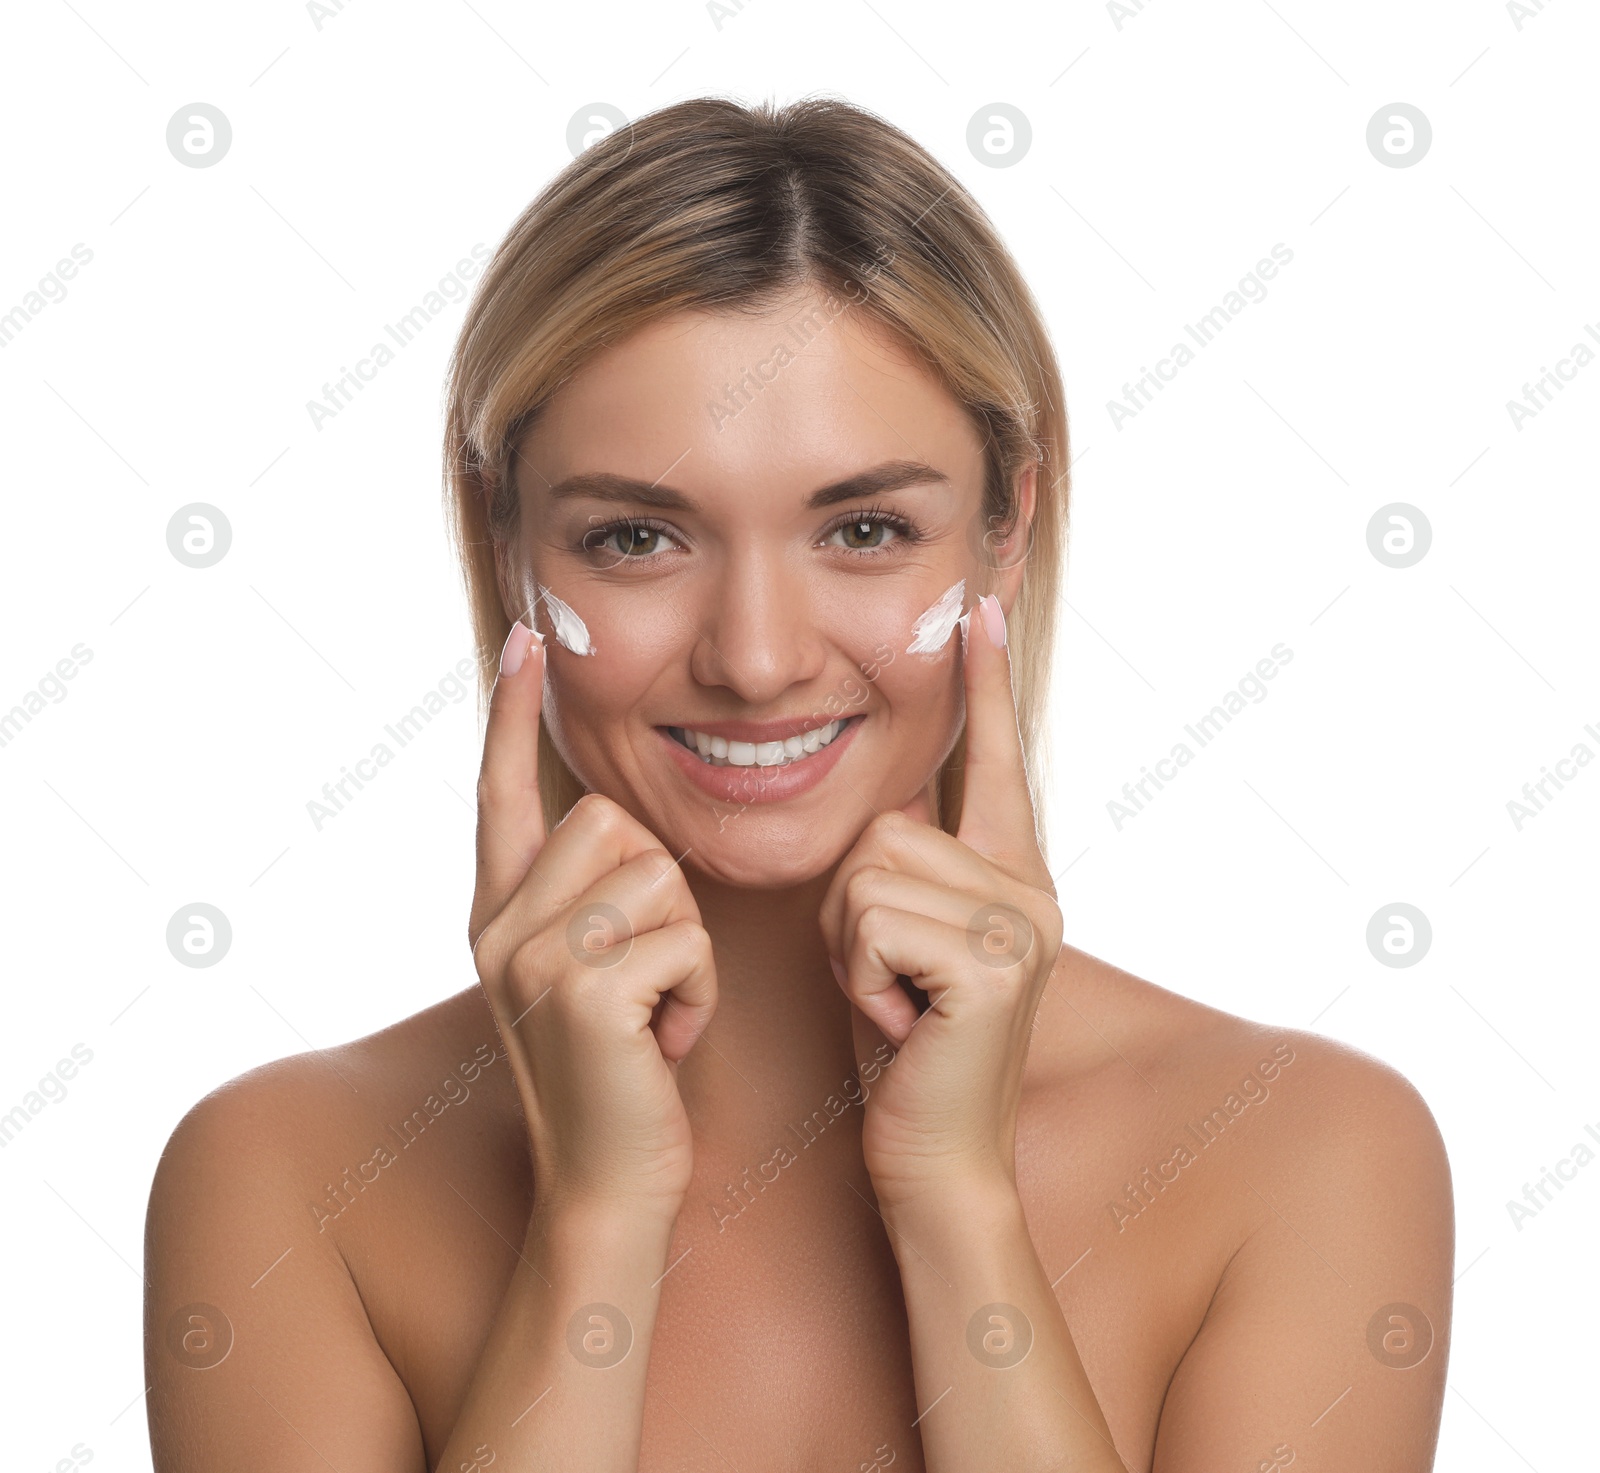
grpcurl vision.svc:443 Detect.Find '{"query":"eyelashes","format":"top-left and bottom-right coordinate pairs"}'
top-left (576, 503), bottom-right (925, 565)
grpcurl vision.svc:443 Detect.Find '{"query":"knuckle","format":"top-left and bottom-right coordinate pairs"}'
top-left (843, 864), bottom-right (887, 912)
top-left (638, 846), bottom-right (679, 887)
top-left (866, 810), bottom-right (906, 844)
top-left (659, 918), bottom-right (712, 976)
top-left (854, 901), bottom-right (893, 943)
top-left (570, 791), bottom-right (624, 833)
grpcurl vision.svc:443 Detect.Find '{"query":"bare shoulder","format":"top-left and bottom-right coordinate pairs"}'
top-left (1032, 940), bottom-right (1450, 1189)
top-left (1023, 944), bottom-right (1453, 1467)
top-left (150, 987), bottom-right (504, 1211)
top-left (142, 987), bottom-right (508, 1472)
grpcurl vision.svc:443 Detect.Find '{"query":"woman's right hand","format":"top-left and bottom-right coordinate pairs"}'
top-left (468, 619), bottom-right (717, 1226)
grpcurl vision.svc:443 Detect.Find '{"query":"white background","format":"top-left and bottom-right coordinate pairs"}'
top-left (2, 0), bottom-right (1594, 1465)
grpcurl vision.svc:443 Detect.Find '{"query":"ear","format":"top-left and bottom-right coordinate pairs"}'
top-left (989, 459), bottom-right (1038, 617)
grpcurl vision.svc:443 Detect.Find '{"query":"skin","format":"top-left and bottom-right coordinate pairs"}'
top-left (144, 287), bottom-right (1454, 1472)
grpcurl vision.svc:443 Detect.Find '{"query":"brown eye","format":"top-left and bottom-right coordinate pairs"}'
top-left (615, 525), bottom-right (660, 556)
top-left (831, 515), bottom-right (905, 552)
top-left (582, 520), bottom-right (677, 560)
top-left (841, 518), bottom-right (885, 549)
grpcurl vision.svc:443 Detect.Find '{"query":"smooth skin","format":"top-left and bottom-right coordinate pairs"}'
top-left (144, 287), bottom-right (1453, 1472)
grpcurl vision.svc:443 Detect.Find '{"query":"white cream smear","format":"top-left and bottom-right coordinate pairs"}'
top-left (535, 584), bottom-right (596, 656)
top-left (907, 578), bottom-right (972, 655)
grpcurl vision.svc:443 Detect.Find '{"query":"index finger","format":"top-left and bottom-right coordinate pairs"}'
top-left (955, 593), bottom-right (1041, 872)
top-left (470, 619), bottom-right (548, 946)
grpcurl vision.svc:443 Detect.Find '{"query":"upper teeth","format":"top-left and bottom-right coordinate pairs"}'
top-left (669, 719), bottom-right (850, 767)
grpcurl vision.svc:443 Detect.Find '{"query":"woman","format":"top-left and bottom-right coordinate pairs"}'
top-left (145, 96), bottom-right (1453, 1471)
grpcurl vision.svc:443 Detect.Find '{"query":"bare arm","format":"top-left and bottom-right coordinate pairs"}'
top-left (144, 1082), bottom-right (427, 1471)
top-left (882, 1177), bottom-right (1129, 1473)
top-left (433, 1203), bottom-right (677, 1473)
top-left (1150, 1050), bottom-right (1453, 1471)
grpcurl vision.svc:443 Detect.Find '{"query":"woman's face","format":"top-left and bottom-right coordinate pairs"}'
top-left (507, 285), bottom-right (1028, 888)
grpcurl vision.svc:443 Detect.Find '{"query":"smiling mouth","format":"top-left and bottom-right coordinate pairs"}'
top-left (664, 717), bottom-right (859, 768)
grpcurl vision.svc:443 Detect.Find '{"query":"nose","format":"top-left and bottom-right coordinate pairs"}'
top-left (686, 551), bottom-right (827, 705)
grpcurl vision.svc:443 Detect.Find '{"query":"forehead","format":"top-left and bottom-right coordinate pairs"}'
top-left (519, 287), bottom-right (985, 505)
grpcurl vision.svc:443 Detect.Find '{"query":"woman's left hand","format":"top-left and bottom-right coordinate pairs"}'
top-left (818, 592), bottom-right (1064, 1211)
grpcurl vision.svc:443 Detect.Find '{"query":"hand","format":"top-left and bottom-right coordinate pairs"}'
top-left (469, 621), bottom-right (718, 1224)
top-left (818, 593), bottom-right (1063, 1210)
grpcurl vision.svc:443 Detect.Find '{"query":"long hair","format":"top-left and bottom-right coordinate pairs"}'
top-left (443, 95), bottom-right (1069, 845)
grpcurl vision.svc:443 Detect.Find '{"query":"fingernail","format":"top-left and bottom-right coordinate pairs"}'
top-left (979, 594), bottom-right (1006, 648)
top-left (829, 956), bottom-right (847, 987)
top-left (499, 620), bottom-right (535, 677)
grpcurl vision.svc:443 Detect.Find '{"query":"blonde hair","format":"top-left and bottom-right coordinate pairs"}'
top-left (443, 95), bottom-right (1069, 847)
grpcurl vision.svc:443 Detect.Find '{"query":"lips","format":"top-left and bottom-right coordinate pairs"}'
top-left (655, 715), bottom-right (864, 805)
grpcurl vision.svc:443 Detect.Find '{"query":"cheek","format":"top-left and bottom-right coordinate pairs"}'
top-left (829, 581), bottom-right (962, 664)
top-left (869, 648), bottom-right (964, 732)
top-left (837, 597), bottom-right (964, 724)
top-left (538, 613), bottom-right (668, 772)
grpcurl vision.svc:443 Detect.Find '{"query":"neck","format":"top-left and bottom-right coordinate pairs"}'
top-left (673, 865), bottom-right (862, 1138)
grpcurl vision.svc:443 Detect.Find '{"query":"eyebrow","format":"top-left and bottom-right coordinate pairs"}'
top-left (542, 458), bottom-right (952, 512)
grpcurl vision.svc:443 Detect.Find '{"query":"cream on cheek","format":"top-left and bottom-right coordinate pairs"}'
top-left (533, 583), bottom-right (596, 656)
top-left (906, 578), bottom-right (973, 656)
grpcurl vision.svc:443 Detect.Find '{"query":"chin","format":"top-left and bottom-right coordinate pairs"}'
top-left (689, 832), bottom-right (846, 889)
top-left (644, 803), bottom-right (855, 889)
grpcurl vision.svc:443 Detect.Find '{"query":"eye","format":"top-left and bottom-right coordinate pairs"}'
top-left (580, 518), bottom-right (682, 562)
top-left (823, 507), bottom-right (921, 556)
